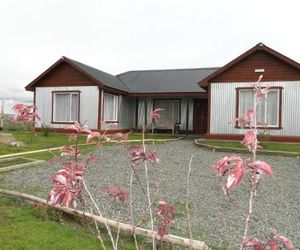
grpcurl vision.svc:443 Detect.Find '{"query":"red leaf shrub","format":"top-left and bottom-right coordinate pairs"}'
top-left (103, 186), bottom-right (129, 202)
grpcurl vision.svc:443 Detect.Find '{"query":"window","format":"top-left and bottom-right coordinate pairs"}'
top-left (103, 93), bottom-right (119, 122)
top-left (237, 88), bottom-right (282, 128)
top-left (52, 92), bottom-right (79, 123)
top-left (153, 99), bottom-right (181, 123)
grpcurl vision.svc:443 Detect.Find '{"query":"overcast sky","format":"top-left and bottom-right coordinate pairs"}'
top-left (1, 0), bottom-right (300, 113)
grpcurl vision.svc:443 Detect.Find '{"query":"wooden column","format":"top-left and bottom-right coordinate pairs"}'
top-left (144, 99), bottom-right (147, 126)
top-left (135, 97), bottom-right (139, 129)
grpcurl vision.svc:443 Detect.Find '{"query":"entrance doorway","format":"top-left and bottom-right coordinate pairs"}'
top-left (193, 99), bottom-right (208, 134)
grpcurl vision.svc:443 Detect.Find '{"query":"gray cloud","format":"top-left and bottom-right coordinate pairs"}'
top-left (0, 0), bottom-right (300, 113)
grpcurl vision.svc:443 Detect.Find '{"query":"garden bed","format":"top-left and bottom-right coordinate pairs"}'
top-left (195, 139), bottom-right (300, 157)
top-left (1, 140), bottom-right (299, 248)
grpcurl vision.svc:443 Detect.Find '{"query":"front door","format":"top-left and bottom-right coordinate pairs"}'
top-left (193, 99), bottom-right (208, 134)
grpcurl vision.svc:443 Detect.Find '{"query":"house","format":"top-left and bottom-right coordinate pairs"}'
top-left (198, 43), bottom-right (300, 142)
top-left (25, 43), bottom-right (300, 142)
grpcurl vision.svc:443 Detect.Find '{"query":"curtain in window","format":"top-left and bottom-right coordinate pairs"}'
top-left (256, 99), bottom-right (266, 125)
top-left (153, 100), bottom-right (180, 123)
top-left (239, 91), bottom-right (254, 115)
top-left (104, 94), bottom-right (118, 121)
top-left (71, 94), bottom-right (79, 121)
top-left (266, 90), bottom-right (278, 126)
top-left (55, 94), bottom-right (70, 121)
top-left (54, 93), bottom-right (79, 122)
top-left (239, 89), bottom-right (279, 127)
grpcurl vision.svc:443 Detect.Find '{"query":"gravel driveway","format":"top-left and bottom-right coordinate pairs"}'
top-left (1, 139), bottom-right (299, 249)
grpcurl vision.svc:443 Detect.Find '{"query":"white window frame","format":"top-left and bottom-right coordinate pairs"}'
top-left (103, 93), bottom-right (119, 122)
top-left (237, 88), bottom-right (281, 128)
top-left (52, 91), bottom-right (80, 123)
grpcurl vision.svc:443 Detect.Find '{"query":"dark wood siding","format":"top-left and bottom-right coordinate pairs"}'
top-left (35, 62), bottom-right (97, 87)
top-left (211, 51), bottom-right (300, 83)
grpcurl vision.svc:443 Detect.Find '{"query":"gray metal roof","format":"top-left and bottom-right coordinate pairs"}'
top-left (65, 57), bottom-right (219, 93)
top-left (117, 68), bottom-right (219, 93)
top-left (66, 57), bottom-right (130, 92)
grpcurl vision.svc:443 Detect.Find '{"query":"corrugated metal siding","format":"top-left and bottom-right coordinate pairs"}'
top-left (101, 95), bottom-right (136, 130)
top-left (36, 86), bottom-right (99, 129)
top-left (210, 81), bottom-right (300, 136)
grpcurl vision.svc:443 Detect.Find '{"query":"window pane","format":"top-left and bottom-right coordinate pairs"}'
top-left (55, 94), bottom-right (70, 121)
top-left (104, 94), bottom-right (118, 121)
top-left (153, 100), bottom-right (180, 123)
top-left (239, 90), bottom-right (254, 116)
top-left (238, 89), bottom-right (280, 127)
top-left (266, 90), bottom-right (278, 126)
top-left (256, 100), bottom-right (266, 125)
top-left (71, 94), bottom-right (79, 121)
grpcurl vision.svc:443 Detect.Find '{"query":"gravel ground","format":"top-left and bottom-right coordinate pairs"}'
top-left (0, 139), bottom-right (299, 249)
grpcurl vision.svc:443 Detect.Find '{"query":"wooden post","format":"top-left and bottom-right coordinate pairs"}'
top-left (0, 101), bottom-right (4, 131)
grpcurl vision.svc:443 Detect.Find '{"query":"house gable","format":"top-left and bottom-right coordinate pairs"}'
top-left (25, 60), bottom-right (99, 91)
top-left (199, 43), bottom-right (300, 87)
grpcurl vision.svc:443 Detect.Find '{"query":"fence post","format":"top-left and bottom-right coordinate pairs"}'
top-left (0, 101), bottom-right (4, 131)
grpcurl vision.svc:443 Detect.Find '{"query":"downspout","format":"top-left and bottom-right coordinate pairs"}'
top-left (186, 99), bottom-right (189, 135)
top-left (98, 88), bottom-right (103, 131)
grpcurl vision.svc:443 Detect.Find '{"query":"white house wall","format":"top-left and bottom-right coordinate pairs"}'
top-left (35, 86), bottom-right (99, 129)
top-left (210, 81), bottom-right (300, 136)
top-left (101, 95), bottom-right (136, 130)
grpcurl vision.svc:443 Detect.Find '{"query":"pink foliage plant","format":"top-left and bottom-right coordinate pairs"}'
top-left (128, 145), bottom-right (159, 167)
top-left (156, 200), bottom-right (175, 239)
top-left (211, 75), bottom-right (294, 249)
top-left (47, 122), bottom-right (105, 208)
top-left (12, 103), bottom-right (40, 123)
top-left (103, 186), bottom-right (129, 202)
top-left (151, 108), bottom-right (164, 121)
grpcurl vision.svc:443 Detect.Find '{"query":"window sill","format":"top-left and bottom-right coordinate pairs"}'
top-left (51, 121), bottom-right (79, 124)
top-left (234, 126), bottom-right (283, 130)
top-left (103, 121), bottom-right (119, 124)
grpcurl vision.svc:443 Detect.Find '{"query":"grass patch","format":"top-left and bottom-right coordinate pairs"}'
top-left (0, 158), bottom-right (33, 168)
top-left (200, 140), bottom-right (300, 153)
top-left (0, 132), bottom-right (88, 156)
top-left (0, 132), bottom-right (180, 157)
top-left (0, 196), bottom-right (143, 249)
top-left (0, 132), bottom-right (180, 160)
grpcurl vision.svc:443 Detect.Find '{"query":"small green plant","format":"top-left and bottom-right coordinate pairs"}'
top-left (33, 203), bottom-right (63, 222)
top-left (258, 129), bottom-right (271, 142)
top-left (41, 123), bottom-right (51, 137)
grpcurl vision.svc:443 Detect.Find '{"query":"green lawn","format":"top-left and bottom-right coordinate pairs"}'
top-left (0, 132), bottom-right (179, 157)
top-left (200, 140), bottom-right (300, 153)
top-left (0, 132), bottom-right (88, 156)
top-left (0, 196), bottom-right (143, 249)
top-left (0, 158), bottom-right (33, 168)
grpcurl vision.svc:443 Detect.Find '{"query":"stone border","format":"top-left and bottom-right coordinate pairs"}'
top-left (194, 139), bottom-right (300, 157)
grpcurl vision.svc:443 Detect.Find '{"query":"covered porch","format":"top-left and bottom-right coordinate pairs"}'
top-left (134, 95), bottom-right (208, 134)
